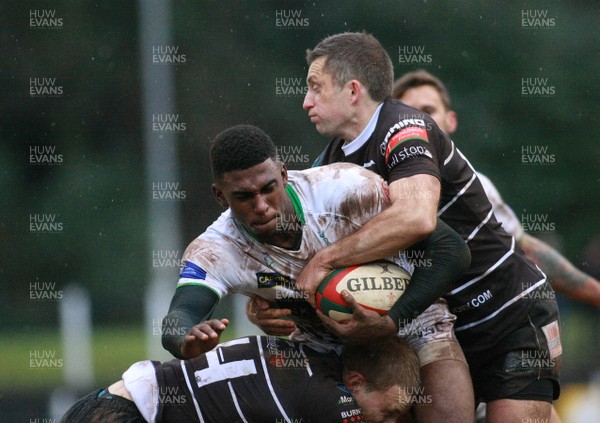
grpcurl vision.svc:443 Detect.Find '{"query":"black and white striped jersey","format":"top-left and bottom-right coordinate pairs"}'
top-left (123, 336), bottom-right (363, 423)
top-left (316, 99), bottom-right (547, 352)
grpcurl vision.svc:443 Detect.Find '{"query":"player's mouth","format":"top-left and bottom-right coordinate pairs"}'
top-left (252, 217), bottom-right (276, 229)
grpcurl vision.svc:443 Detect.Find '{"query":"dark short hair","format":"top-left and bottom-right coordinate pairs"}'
top-left (392, 70), bottom-right (452, 110)
top-left (210, 124), bottom-right (277, 180)
top-left (306, 32), bottom-right (393, 102)
top-left (60, 389), bottom-right (146, 423)
top-left (342, 336), bottom-right (420, 392)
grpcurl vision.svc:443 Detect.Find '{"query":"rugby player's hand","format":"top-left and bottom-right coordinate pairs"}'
top-left (180, 318), bottom-right (229, 359)
top-left (316, 291), bottom-right (397, 341)
top-left (247, 296), bottom-right (296, 337)
top-left (295, 251), bottom-right (334, 308)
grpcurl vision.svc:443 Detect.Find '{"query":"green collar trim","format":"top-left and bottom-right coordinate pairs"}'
top-left (286, 183), bottom-right (305, 225)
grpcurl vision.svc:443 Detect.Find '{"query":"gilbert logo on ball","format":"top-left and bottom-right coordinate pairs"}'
top-left (316, 261), bottom-right (411, 322)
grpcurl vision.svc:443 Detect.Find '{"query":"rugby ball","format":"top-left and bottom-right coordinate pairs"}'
top-left (316, 261), bottom-right (411, 322)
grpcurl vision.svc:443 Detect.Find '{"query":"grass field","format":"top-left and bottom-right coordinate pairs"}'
top-left (1, 326), bottom-right (148, 391)
top-left (1, 324), bottom-right (242, 392)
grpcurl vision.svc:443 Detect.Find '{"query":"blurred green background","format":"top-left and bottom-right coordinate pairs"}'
top-left (1, 0), bottom-right (599, 420)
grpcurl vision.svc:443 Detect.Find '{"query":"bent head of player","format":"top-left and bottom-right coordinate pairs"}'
top-left (342, 337), bottom-right (421, 422)
top-left (210, 125), bottom-right (299, 247)
top-left (303, 31), bottom-right (393, 139)
top-left (393, 70), bottom-right (457, 135)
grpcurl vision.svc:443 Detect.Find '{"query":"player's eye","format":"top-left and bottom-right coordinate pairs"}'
top-left (233, 193), bottom-right (253, 201)
top-left (262, 183), bottom-right (276, 193)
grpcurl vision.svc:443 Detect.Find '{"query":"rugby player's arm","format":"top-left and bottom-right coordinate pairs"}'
top-left (161, 285), bottom-right (223, 359)
top-left (386, 219), bottom-right (470, 328)
top-left (295, 174), bottom-right (440, 300)
top-left (519, 234), bottom-right (600, 308)
top-left (319, 219), bottom-right (470, 338)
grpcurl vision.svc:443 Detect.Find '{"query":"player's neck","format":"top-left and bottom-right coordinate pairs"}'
top-left (341, 100), bottom-right (381, 143)
top-left (261, 218), bottom-right (302, 250)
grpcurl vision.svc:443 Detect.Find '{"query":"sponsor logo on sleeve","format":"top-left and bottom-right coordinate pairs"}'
top-left (385, 127), bottom-right (429, 160)
top-left (380, 119), bottom-right (432, 166)
top-left (179, 261), bottom-right (207, 280)
top-left (256, 273), bottom-right (292, 288)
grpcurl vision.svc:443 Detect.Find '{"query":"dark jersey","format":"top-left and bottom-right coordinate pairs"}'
top-left (153, 336), bottom-right (363, 423)
top-left (316, 99), bottom-right (547, 352)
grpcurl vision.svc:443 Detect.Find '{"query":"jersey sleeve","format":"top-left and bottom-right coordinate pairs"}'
top-left (382, 116), bottom-right (445, 183)
top-left (177, 236), bottom-right (238, 299)
top-left (477, 172), bottom-right (524, 240)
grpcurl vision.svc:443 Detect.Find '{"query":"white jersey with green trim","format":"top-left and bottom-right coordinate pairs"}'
top-left (178, 162), bottom-right (409, 351)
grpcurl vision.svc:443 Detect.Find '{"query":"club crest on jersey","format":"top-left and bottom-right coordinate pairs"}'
top-left (256, 272), bottom-right (292, 288)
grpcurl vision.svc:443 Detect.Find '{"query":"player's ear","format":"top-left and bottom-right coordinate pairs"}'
top-left (445, 110), bottom-right (458, 134)
top-left (279, 162), bottom-right (288, 185)
top-left (212, 183), bottom-right (228, 208)
top-left (348, 80), bottom-right (363, 104)
top-left (344, 371), bottom-right (365, 393)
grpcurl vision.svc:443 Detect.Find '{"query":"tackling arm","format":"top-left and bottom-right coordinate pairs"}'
top-left (316, 218), bottom-right (470, 340)
top-left (387, 219), bottom-right (471, 328)
top-left (295, 174), bottom-right (440, 301)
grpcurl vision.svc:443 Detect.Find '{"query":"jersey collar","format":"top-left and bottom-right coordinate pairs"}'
top-left (341, 102), bottom-right (384, 156)
top-left (285, 183), bottom-right (306, 225)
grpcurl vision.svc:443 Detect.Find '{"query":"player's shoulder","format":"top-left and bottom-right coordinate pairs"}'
top-left (183, 211), bottom-right (248, 262)
top-left (383, 98), bottom-right (436, 125)
top-left (289, 164), bottom-right (388, 216)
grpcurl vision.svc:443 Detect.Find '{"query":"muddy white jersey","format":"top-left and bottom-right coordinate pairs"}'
top-left (178, 163), bottom-right (408, 351)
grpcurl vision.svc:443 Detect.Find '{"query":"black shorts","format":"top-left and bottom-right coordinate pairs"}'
top-left (464, 285), bottom-right (562, 404)
top-left (59, 388), bottom-right (146, 423)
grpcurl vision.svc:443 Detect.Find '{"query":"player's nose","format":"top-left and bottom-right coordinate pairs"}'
top-left (302, 91), bottom-right (313, 110)
top-left (253, 195), bottom-right (269, 214)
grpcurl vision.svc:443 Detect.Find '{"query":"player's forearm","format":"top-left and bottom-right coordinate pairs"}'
top-left (162, 310), bottom-right (197, 359)
top-left (387, 219), bottom-right (471, 328)
top-left (318, 205), bottom-right (435, 269)
top-left (161, 285), bottom-right (220, 358)
top-left (519, 234), bottom-right (600, 308)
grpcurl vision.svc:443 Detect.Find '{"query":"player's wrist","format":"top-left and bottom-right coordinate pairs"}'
top-left (314, 246), bottom-right (336, 268)
top-left (382, 315), bottom-right (398, 334)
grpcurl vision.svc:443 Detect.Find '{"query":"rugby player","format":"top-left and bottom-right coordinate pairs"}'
top-left (393, 69), bottom-right (600, 309)
top-left (161, 124), bottom-right (470, 418)
top-left (61, 335), bottom-right (420, 423)
top-left (294, 32), bottom-right (561, 422)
